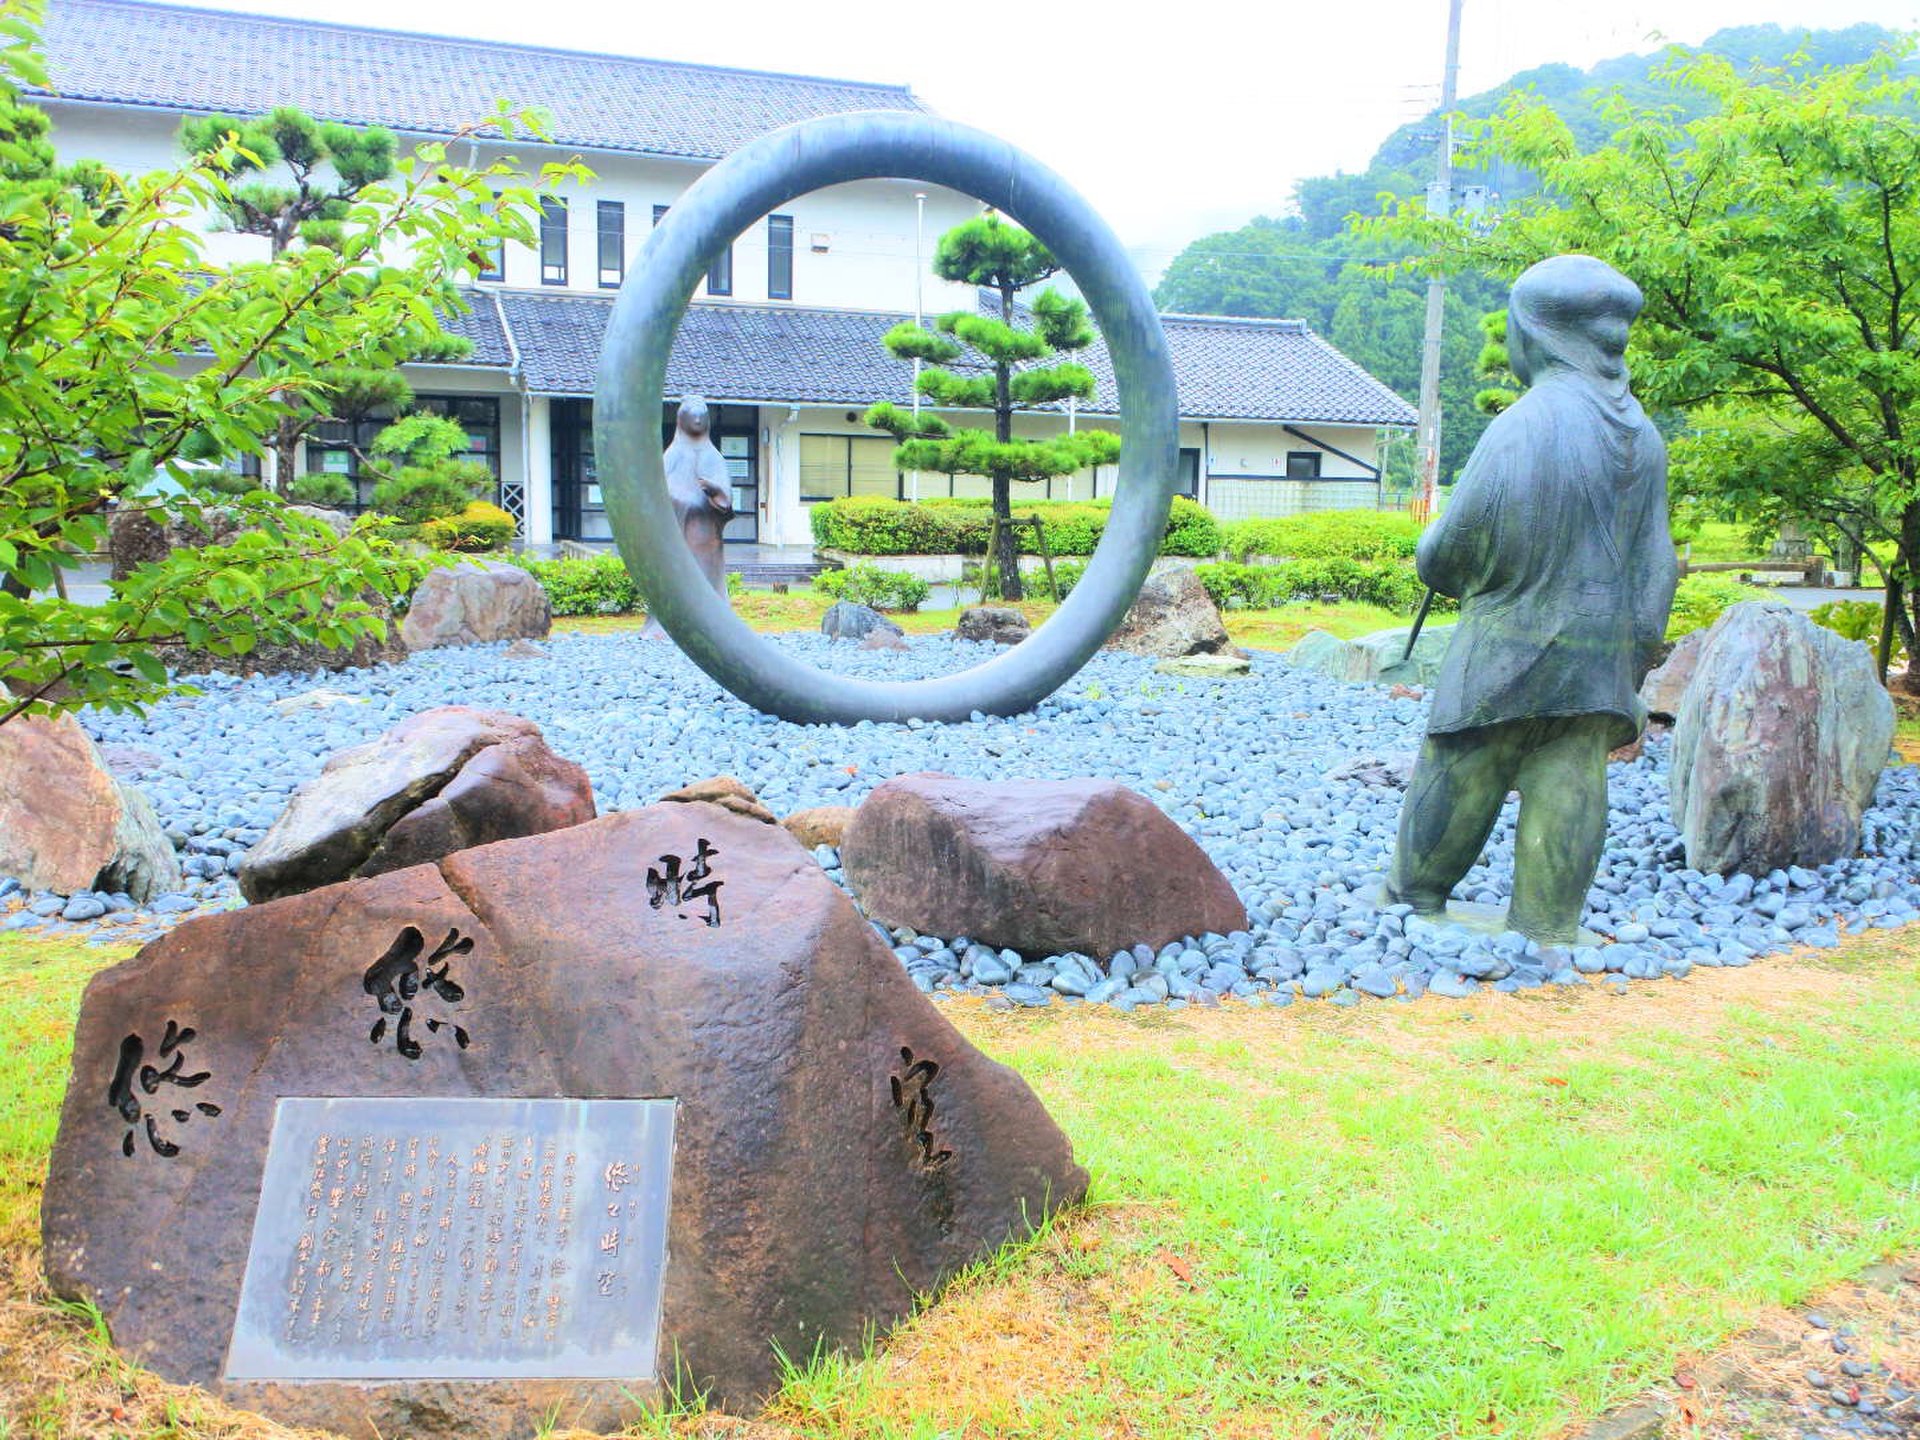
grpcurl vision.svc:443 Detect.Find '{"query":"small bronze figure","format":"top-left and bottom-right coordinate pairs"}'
top-left (643, 396), bottom-right (734, 639)
top-left (1385, 255), bottom-right (1678, 944)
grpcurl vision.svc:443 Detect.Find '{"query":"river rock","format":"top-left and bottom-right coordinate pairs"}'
top-left (820, 602), bottom-right (902, 643)
top-left (1155, 652), bottom-right (1251, 679)
top-left (1640, 628), bottom-right (1707, 721)
top-left (840, 773), bottom-right (1247, 958)
top-left (402, 559), bottom-right (552, 651)
top-left (1105, 569), bottom-right (1240, 658)
top-left (0, 712), bottom-right (181, 901)
top-left (955, 606), bottom-right (1030, 646)
top-left (782, 805), bottom-right (856, 849)
top-left (660, 774), bottom-right (776, 824)
top-left (1670, 601), bottom-right (1895, 875)
top-left (237, 707), bottom-right (593, 903)
top-left (42, 803), bottom-right (1085, 1437)
top-left (1284, 623), bottom-right (1455, 686)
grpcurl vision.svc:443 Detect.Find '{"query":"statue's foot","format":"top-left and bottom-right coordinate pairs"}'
top-left (1381, 880), bottom-right (1448, 919)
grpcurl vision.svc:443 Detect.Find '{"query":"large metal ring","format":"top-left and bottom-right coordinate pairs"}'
top-left (595, 110), bottom-right (1179, 723)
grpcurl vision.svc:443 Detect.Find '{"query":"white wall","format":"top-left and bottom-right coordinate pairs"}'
top-left (41, 102), bottom-right (985, 316)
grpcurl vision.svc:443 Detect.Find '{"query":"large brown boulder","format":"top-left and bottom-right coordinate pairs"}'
top-left (841, 773), bottom-right (1247, 958)
top-left (1106, 568), bottom-right (1242, 659)
top-left (237, 707), bottom-right (593, 903)
top-left (402, 559), bottom-right (551, 651)
top-left (1670, 601), bottom-right (1895, 875)
top-left (107, 503), bottom-right (240, 582)
top-left (1640, 628), bottom-right (1707, 721)
top-left (0, 712), bottom-right (180, 901)
top-left (955, 606), bottom-right (1031, 646)
top-left (161, 593), bottom-right (407, 678)
top-left (42, 804), bottom-right (1085, 1437)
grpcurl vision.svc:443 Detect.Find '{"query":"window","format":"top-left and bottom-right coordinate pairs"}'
top-left (306, 396), bottom-right (500, 512)
top-left (539, 196), bottom-right (567, 285)
top-left (800, 435), bottom-right (899, 502)
top-left (652, 203), bottom-right (669, 226)
top-left (1285, 450), bottom-right (1322, 479)
top-left (597, 200), bottom-right (624, 288)
top-left (707, 237), bottom-right (733, 297)
top-left (767, 214), bottom-right (794, 300)
top-left (1175, 448), bottom-right (1201, 499)
top-left (477, 193), bottom-right (504, 281)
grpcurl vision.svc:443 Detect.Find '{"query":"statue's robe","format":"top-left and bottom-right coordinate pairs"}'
top-left (1418, 370), bottom-right (1677, 751)
top-left (664, 429), bottom-right (734, 597)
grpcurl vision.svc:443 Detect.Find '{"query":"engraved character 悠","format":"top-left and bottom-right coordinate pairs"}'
top-left (889, 1046), bottom-right (953, 1168)
top-left (107, 1019), bottom-right (221, 1158)
top-left (363, 927), bottom-right (473, 1060)
top-left (646, 839), bottom-right (723, 927)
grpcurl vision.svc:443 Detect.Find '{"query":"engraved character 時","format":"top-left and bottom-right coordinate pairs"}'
top-left (107, 1019), bottom-right (221, 1158)
top-left (646, 839), bottom-right (724, 927)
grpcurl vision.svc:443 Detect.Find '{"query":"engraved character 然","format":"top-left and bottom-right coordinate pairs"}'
top-left (363, 926), bottom-right (474, 1060)
top-left (646, 839), bottom-right (723, 927)
top-left (107, 1019), bottom-right (221, 1158)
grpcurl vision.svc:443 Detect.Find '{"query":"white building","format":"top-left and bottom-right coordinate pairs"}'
top-left (34, 0), bottom-right (1417, 551)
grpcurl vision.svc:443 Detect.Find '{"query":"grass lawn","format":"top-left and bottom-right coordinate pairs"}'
top-left (555, 595), bottom-right (1405, 651)
top-left (4, 927), bottom-right (1918, 1439)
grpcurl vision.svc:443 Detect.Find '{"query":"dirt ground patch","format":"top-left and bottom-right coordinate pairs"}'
top-left (1569, 1258), bottom-right (1920, 1440)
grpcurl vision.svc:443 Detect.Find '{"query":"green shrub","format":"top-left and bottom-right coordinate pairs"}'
top-left (1666, 574), bottom-right (1766, 639)
top-left (418, 500), bottom-right (516, 552)
top-left (287, 472), bottom-right (355, 509)
top-left (811, 563), bottom-right (931, 612)
top-left (370, 463), bottom-right (492, 525)
top-left (1811, 598), bottom-right (1907, 665)
top-left (1219, 510), bottom-right (1422, 563)
top-left (523, 554), bottom-right (641, 616)
top-left (1049, 558), bottom-right (1088, 599)
top-left (810, 495), bottom-right (1218, 558)
top-left (1194, 558), bottom-right (1433, 614)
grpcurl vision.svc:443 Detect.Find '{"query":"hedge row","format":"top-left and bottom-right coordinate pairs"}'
top-left (521, 554), bottom-right (641, 616)
top-left (812, 563), bottom-right (931, 612)
top-left (809, 495), bottom-right (1220, 558)
top-left (1193, 558), bottom-right (1433, 614)
top-left (1217, 510), bottom-right (1421, 563)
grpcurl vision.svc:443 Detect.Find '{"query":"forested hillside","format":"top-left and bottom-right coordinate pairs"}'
top-left (1153, 23), bottom-right (1908, 486)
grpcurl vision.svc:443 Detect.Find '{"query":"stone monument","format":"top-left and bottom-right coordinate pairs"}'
top-left (1383, 254), bottom-right (1678, 944)
top-left (643, 395), bottom-right (734, 640)
top-left (42, 802), bottom-right (1086, 1438)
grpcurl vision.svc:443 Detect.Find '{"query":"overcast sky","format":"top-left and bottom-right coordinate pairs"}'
top-left (159, 0), bottom-right (1920, 271)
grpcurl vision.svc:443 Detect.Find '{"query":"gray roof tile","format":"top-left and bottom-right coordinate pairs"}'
top-left (493, 290), bottom-right (1416, 428)
top-left (39, 0), bottom-right (929, 160)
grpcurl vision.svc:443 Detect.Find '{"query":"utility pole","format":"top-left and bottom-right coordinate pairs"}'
top-left (910, 190), bottom-right (926, 502)
top-left (1416, 0), bottom-right (1464, 520)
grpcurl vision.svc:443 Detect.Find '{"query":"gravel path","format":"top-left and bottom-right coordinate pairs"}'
top-left (11, 632), bottom-right (1919, 1008)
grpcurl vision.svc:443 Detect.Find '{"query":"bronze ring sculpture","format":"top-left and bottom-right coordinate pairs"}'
top-left (595, 110), bottom-right (1179, 723)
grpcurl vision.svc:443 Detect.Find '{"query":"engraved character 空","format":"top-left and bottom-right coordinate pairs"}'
top-left (107, 1019), bottom-right (221, 1158)
top-left (889, 1046), bottom-right (953, 1168)
top-left (363, 926), bottom-right (474, 1059)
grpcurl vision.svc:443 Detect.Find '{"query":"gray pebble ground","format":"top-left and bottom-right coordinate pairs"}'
top-left (14, 632), bottom-right (1920, 1010)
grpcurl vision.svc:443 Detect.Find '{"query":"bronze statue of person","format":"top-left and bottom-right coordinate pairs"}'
top-left (643, 395), bottom-right (735, 640)
top-left (1384, 255), bottom-right (1678, 944)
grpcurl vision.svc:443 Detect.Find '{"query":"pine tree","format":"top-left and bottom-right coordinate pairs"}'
top-left (179, 108), bottom-right (473, 494)
top-left (867, 214), bottom-right (1119, 600)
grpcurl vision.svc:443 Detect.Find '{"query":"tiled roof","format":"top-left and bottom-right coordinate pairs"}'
top-left (37, 0), bottom-right (929, 160)
top-left (489, 290), bottom-right (1417, 428)
top-left (438, 292), bottom-right (514, 368)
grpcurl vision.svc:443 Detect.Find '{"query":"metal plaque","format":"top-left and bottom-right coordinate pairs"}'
top-left (226, 1096), bottom-right (675, 1381)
